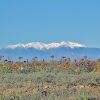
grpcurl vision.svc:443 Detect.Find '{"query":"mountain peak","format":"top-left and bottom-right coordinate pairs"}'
top-left (6, 41), bottom-right (86, 50)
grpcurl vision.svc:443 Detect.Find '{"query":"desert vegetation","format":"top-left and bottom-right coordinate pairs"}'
top-left (0, 55), bottom-right (100, 100)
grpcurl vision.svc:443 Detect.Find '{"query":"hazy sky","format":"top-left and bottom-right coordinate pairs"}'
top-left (0, 0), bottom-right (100, 48)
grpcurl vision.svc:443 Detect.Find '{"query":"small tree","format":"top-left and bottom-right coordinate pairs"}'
top-left (0, 55), bottom-right (4, 61)
top-left (51, 55), bottom-right (54, 61)
top-left (18, 57), bottom-right (23, 62)
top-left (34, 57), bottom-right (38, 61)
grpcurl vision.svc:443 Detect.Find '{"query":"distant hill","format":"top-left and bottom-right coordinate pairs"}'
top-left (0, 41), bottom-right (100, 61)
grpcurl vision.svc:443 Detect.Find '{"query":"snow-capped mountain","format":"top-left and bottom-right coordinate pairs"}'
top-left (6, 41), bottom-right (86, 49)
top-left (0, 41), bottom-right (100, 61)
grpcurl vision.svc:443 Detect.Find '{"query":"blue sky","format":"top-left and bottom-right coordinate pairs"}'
top-left (0, 0), bottom-right (100, 48)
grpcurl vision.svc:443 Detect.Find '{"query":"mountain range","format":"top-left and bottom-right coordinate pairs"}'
top-left (0, 41), bottom-right (100, 61)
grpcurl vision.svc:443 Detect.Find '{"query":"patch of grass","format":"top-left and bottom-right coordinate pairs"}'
top-left (0, 59), bottom-right (100, 100)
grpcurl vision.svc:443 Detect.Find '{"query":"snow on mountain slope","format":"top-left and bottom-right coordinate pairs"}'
top-left (1, 41), bottom-right (100, 61)
top-left (6, 41), bottom-right (86, 50)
